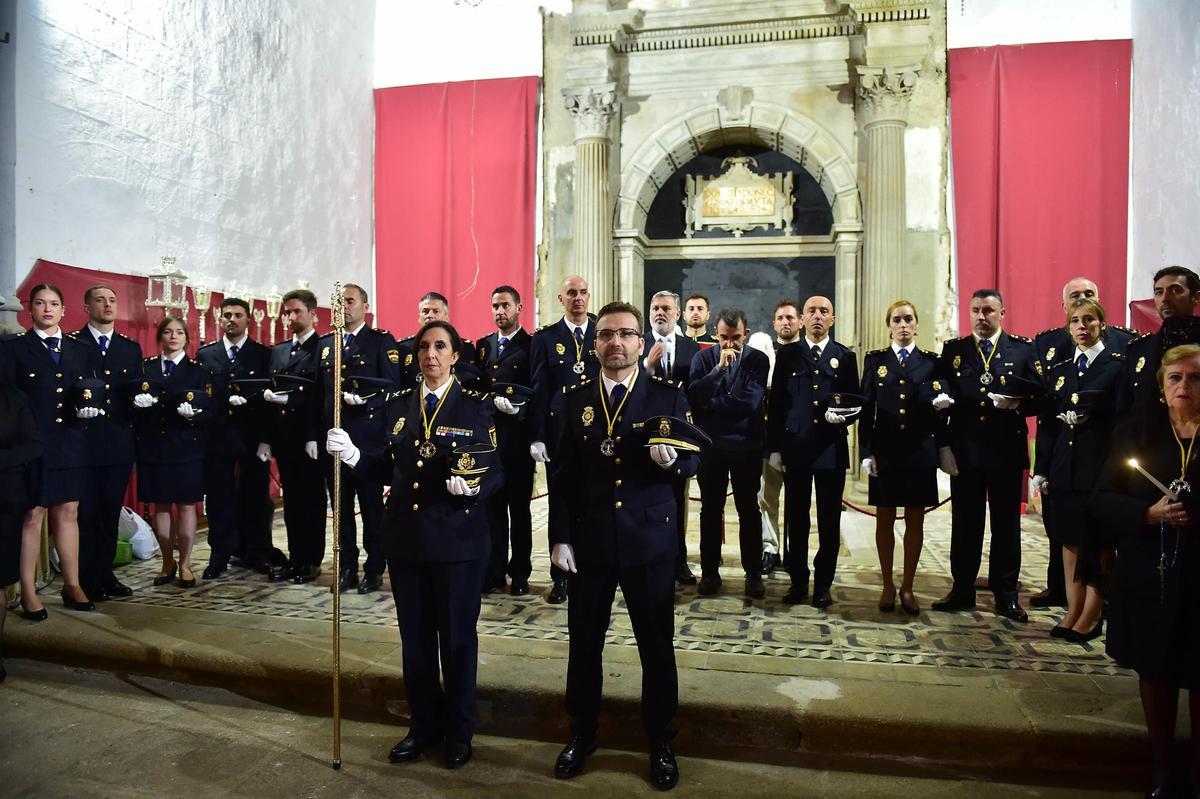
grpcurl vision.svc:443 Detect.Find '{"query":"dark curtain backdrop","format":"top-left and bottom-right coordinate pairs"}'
top-left (949, 40), bottom-right (1131, 336)
top-left (374, 77), bottom-right (539, 340)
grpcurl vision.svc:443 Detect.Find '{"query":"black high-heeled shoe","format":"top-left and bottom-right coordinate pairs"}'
top-left (60, 589), bottom-right (96, 612)
top-left (1050, 624), bottom-right (1071, 639)
top-left (153, 563), bottom-right (178, 587)
top-left (21, 604), bottom-right (48, 622)
top-left (1065, 619), bottom-right (1104, 644)
top-left (878, 587), bottom-right (896, 612)
top-left (178, 565), bottom-right (196, 589)
top-left (899, 589), bottom-right (921, 616)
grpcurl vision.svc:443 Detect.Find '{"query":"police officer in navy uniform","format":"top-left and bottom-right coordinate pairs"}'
top-left (529, 274), bottom-right (600, 604)
top-left (261, 288), bottom-right (327, 584)
top-left (396, 292), bottom-right (474, 387)
top-left (931, 289), bottom-right (1041, 622)
top-left (1029, 277), bottom-right (1136, 609)
top-left (2, 283), bottom-right (99, 617)
top-left (196, 297), bottom-right (279, 580)
top-left (1124, 266), bottom-right (1200, 415)
top-left (326, 320), bottom-right (500, 770)
top-left (682, 293), bottom-right (718, 346)
top-left (549, 301), bottom-right (702, 791)
top-left (72, 285), bottom-right (143, 602)
top-left (320, 282), bottom-right (402, 594)
top-left (766, 295), bottom-right (860, 609)
top-left (643, 290), bottom-right (701, 586)
top-left (473, 284), bottom-right (535, 595)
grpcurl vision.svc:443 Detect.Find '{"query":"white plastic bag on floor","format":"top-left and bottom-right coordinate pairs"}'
top-left (119, 508), bottom-right (159, 560)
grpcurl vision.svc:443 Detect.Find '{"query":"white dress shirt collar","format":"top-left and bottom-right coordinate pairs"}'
top-left (601, 370), bottom-right (636, 398)
top-left (88, 324), bottom-right (114, 344)
top-left (891, 342), bottom-right (914, 356)
top-left (33, 326), bottom-right (61, 340)
top-left (293, 328), bottom-right (316, 345)
top-left (805, 335), bottom-right (829, 352)
top-left (973, 330), bottom-right (1002, 348)
top-left (162, 351), bottom-right (186, 367)
top-left (1076, 339), bottom-right (1106, 366)
top-left (562, 316), bottom-right (588, 337)
top-left (421, 376), bottom-right (454, 402)
top-left (223, 333), bottom-right (248, 351)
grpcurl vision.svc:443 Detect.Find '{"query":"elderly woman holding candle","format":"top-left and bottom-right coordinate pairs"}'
top-left (1092, 343), bottom-right (1200, 797)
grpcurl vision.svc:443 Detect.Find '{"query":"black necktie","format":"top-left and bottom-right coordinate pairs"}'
top-left (574, 327), bottom-right (584, 348)
top-left (811, 345), bottom-right (821, 363)
top-left (980, 339), bottom-right (993, 358)
top-left (229, 344), bottom-right (239, 362)
top-left (424, 391), bottom-right (439, 417)
top-left (44, 336), bottom-right (61, 365)
top-left (164, 359), bottom-right (176, 376)
top-left (98, 334), bottom-right (109, 355)
top-left (610, 382), bottom-right (627, 407)
top-left (344, 332), bottom-right (354, 350)
top-left (1077, 353), bottom-right (1088, 374)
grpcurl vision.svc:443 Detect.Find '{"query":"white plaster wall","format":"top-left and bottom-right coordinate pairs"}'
top-left (13, 0), bottom-right (375, 303)
top-left (1129, 0), bottom-right (1200, 294)
top-left (948, 0), bottom-right (1131, 48)
top-left (374, 0), bottom-right (569, 88)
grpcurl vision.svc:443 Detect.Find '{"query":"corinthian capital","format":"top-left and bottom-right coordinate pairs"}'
top-left (855, 65), bottom-right (920, 124)
top-left (563, 84), bottom-right (618, 141)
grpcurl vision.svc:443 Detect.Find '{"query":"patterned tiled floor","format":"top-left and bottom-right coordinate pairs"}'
top-left (107, 475), bottom-right (1129, 689)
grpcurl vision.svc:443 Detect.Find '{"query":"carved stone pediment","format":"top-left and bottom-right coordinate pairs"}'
top-left (683, 156), bottom-right (795, 238)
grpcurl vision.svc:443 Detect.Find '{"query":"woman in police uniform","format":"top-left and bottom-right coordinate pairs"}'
top-left (1033, 298), bottom-right (1127, 642)
top-left (327, 319), bottom-right (499, 770)
top-left (859, 300), bottom-right (941, 615)
top-left (0, 384), bottom-right (43, 679)
top-left (1, 284), bottom-right (98, 617)
top-left (133, 315), bottom-right (210, 589)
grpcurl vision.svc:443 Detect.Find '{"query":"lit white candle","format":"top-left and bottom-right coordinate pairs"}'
top-left (1128, 458), bottom-right (1179, 500)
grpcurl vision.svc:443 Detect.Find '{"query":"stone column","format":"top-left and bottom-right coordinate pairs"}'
top-left (856, 65), bottom-right (919, 356)
top-left (563, 84), bottom-right (618, 307)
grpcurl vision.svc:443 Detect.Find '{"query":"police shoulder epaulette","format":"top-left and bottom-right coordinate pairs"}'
top-left (1048, 356), bottom-right (1075, 372)
top-left (387, 387), bottom-right (415, 401)
top-left (143, 356), bottom-right (156, 363)
top-left (1035, 327), bottom-right (1061, 339)
top-left (372, 327), bottom-right (389, 335)
top-left (461, 388), bottom-right (488, 401)
top-left (865, 348), bottom-right (886, 357)
top-left (116, 331), bottom-right (131, 340)
top-left (65, 331), bottom-right (78, 339)
top-left (1008, 334), bottom-right (1033, 344)
top-left (649, 374), bottom-right (681, 389)
top-left (563, 379), bottom-right (593, 394)
top-left (535, 323), bottom-right (553, 333)
top-left (953, 334), bottom-right (972, 344)
top-left (1111, 325), bottom-right (1137, 336)
top-left (918, 348), bottom-right (938, 359)
top-left (1109, 350), bottom-right (1126, 359)
top-left (398, 335), bottom-right (414, 344)
top-left (197, 340), bottom-right (220, 350)
top-left (1128, 331), bottom-right (1154, 346)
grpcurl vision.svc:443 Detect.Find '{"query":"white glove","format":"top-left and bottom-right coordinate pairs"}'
top-left (530, 441), bottom-right (550, 463)
top-left (133, 393), bottom-right (158, 408)
top-left (75, 407), bottom-right (104, 419)
top-left (649, 443), bottom-right (678, 469)
top-left (342, 392), bottom-right (367, 406)
top-left (551, 543), bottom-right (578, 574)
top-left (304, 441), bottom-right (319, 460)
top-left (493, 396), bottom-right (519, 415)
top-left (862, 456), bottom-right (878, 477)
top-left (256, 442), bottom-right (272, 462)
top-left (325, 427), bottom-right (360, 467)
top-left (932, 392), bottom-right (955, 411)
top-left (824, 408), bottom-right (858, 425)
top-left (263, 389), bottom-right (289, 405)
top-left (1031, 474), bottom-right (1050, 495)
top-left (987, 393), bottom-right (1021, 410)
top-left (938, 446), bottom-right (959, 477)
top-left (446, 475), bottom-right (480, 496)
top-left (228, 394), bottom-right (248, 407)
top-left (1055, 410), bottom-right (1080, 427)
top-left (176, 402), bottom-right (199, 419)
top-left (768, 452), bottom-right (785, 473)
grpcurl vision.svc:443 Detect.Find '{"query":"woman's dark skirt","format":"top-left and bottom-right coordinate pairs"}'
top-left (868, 466), bottom-right (939, 509)
top-left (1045, 490), bottom-right (1089, 547)
top-left (38, 465), bottom-right (86, 507)
top-left (137, 460), bottom-right (204, 504)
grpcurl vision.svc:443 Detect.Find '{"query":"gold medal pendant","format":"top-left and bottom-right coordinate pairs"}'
top-left (600, 437), bottom-right (615, 456)
top-left (979, 372), bottom-right (993, 386)
top-left (418, 376), bottom-right (455, 462)
top-left (419, 440), bottom-right (437, 459)
top-left (573, 361), bottom-right (586, 375)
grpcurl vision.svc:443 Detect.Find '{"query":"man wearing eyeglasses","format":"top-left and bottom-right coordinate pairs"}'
top-left (549, 301), bottom-right (700, 790)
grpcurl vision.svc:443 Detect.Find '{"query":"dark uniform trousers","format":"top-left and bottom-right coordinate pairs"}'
top-left (274, 440), bottom-right (326, 569)
top-left (550, 373), bottom-right (696, 743)
top-left (697, 449), bottom-right (763, 577)
top-left (948, 467), bottom-right (1022, 598)
top-left (328, 457), bottom-right (387, 577)
top-left (784, 467), bottom-right (846, 590)
top-left (486, 422), bottom-right (534, 583)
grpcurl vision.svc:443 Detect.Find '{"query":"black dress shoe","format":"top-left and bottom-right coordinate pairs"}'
top-left (994, 598), bottom-right (1028, 623)
top-left (202, 562), bottom-right (227, 580)
top-left (388, 733), bottom-right (436, 764)
top-left (745, 576), bottom-right (766, 599)
top-left (153, 563), bottom-right (178, 587)
top-left (782, 584), bottom-right (809, 605)
top-left (1050, 623), bottom-right (1071, 639)
top-left (811, 589), bottom-right (833, 609)
top-left (510, 579), bottom-right (529, 596)
top-left (83, 584), bottom-right (110, 603)
top-left (1029, 588), bottom-right (1067, 609)
top-left (761, 551), bottom-right (779, 575)
top-left (1064, 619), bottom-right (1104, 643)
top-left (547, 578), bottom-right (568, 604)
top-left (899, 590), bottom-right (921, 616)
top-left (335, 570), bottom-right (359, 593)
top-left (292, 565), bottom-right (322, 584)
top-left (931, 592), bottom-right (976, 612)
top-left (103, 580), bottom-right (133, 598)
top-left (267, 564), bottom-right (292, 583)
top-left (648, 741), bottom-right (679, 790)
top-left (675, 564), bottom-right (698, 586)
top-left (21, 605), bottom-right (48, 622)
top-left (61, 590), bottom-right (96, 612)
top-left (697, 575), bottom-right (721, 596)
top-left (554, 736), bottom-right (596, 779)
top-left (357, 572), bottom-right (383, 594)
top-left (443, 742), bottom-right (472, 769)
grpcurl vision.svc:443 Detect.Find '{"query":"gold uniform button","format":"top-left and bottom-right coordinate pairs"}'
top-left (979, 387), bottom-right (986, 393)
top-left (899, 409), bottom-right (906, 415)
top-left (900, 424), bottom-right (907, 430)
top-left (979, 401), bottom-right (986, 407)
top-left (979, 415), bottom-right (986, 422)
top-left (56, 373), bottom-right (63, 378)
top-left (614, 458), bottom-right (621, 465)
top-left (614, 501), bottom-right (622, 509)
top-left (55, 417), bottom-right (63, 424)
top-left (416, 461), bottom-right (424, 468)
top-left (615, 479), bottom-right (622, 486)
top-left (55, 387), bottom-right (63, 393)
top-left (899, 394), bottom-right (906, 400)
top-left (56, 402), bottom-right (63, 409)
top-left (412, 504), bottom-right (419, 511)
top-left (899, 379), bottom-right (906, 385)
top-left (104, 369), bottom-right (111, 376)
top-left (411, 482), bottom-right (419, 490)
top-left (812, 401), bottom-right (819, 407)
top-left (665, 516), bottom-right (670, 523)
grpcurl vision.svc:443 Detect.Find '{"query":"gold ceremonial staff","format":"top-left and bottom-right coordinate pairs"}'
top-left (329, 282), bottom-right (345, 770)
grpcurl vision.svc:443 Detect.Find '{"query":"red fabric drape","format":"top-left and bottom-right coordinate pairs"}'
top-left (949, 40), bottom-right (1132, 335)
top-left (374, 77), bottom-right (539, 339)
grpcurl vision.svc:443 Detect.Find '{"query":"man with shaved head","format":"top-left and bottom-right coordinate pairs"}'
top-left (1030, 277), bottom-right (1136, 609)
top-left (529, 274), bottom-right (601, 603)
top-left (766, 295), bottom-right (860, 609)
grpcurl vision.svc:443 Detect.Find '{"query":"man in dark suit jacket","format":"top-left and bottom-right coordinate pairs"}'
top-left (529, 274), bottom-right (600, 603)
top-left (642, 290), bottom-right (701, 585)
top-left (474, 285), bottom-right (535, 594)
top-left (687, 307), bottom-right (769, 599)
top-left (931, 289), bottom-right (1041, 623)
top-left (197, 297), bottom-right (279, 580)
top-left (766, 295), bottom-right (860, 609)
top-left (72, 285), bottom-right (143, 601)
top-left (549, 301), bottom-right (700, 791)
top-left (1124, 266), bottom-right (1200, 414)
top-left (319, 283), bottom-right (402, 594)
top-left (263, 289), bottom-right (327, 584)
top-left (396, 291), bottom-right (475, 387)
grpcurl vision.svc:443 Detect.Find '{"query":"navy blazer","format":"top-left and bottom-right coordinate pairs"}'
top-left (1, 328), bottom-right (97, 471)
top-left (267, 333), bottom-right (325, 446)
top-left (642, 332), bottom-right (700, 388)
top-left (549, 372), bottom-right (700, 568)
top-left (1033, 324), bottom-right (1136, 378)
top-left (133, 357), bottom-right (212, 465)
top-left (686, 345), bottom-right (769, 451)
top-left (356, 379), bottom-right (500, 563)
top-left (474, 328), bottom-right (533, 444)
top-left (196, 337), bottom-right (272, 456)
top-left (320, 326), bottom-right (402, 456)
top-left (766, 338), bottom-right (860, 470)
top-left (529, 318), bottom-right (600, 443)
top-left (72, 326), bottom-right (143, 466)
top-left (858, 347), bottom-right (941, 471)
top-left (0, 386), bottom-right (44, 512)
